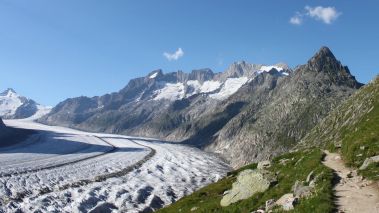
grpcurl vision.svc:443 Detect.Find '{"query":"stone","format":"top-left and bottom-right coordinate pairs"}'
top-left (265, 199), bottom-right (276, 211)
top-left (306, 171), bottom-right (314, 183)
top-left (220, 169), bottom-right (277, 207)
top-left (359, 155), bottom-right (379, 170)
top-left (279, 158), bottom-right (290, 165)
top-left (276, 193), bottom-right (298, 211)
top-left (292, 181), bottom-right (313, 198)
top-left (257, 160), bottom-right (271, 170)
top-left (190, 206), bottom-right (198, 211)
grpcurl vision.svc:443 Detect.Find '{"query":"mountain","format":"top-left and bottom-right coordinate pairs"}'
top-left (299, 75), bottom-right (379, 179)
top-left (38, 63), bottom-right (290, 134)
top-left (0, 88), bottom-right (51, 119)
top-left (203, 47), bottom-right (362, 167)
top-left (39, 47), bottom-right (363, 168)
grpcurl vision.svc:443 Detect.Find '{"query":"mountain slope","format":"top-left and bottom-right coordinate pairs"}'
top-left (204, 47), bottom-right (362, 167)
top-left (39, 63), bottom-right (290, 136)
top-left (40, 47), bottom-right (362, 168)
top-left (299, 75), bottom-right (379, 179)
top-left (0, 88), bottom-right (51, 119)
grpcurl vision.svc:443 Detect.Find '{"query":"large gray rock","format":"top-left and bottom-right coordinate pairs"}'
top-left (220, 169), bottom-right (276, 207)
top-left (359, 155), bottom-right (379, 170)
top-left (292, 181), bottom-right (313, 198)
top-left (257, 160), bottom-right (271, 170)
top-left (276, 193), bottom-right (298, 211)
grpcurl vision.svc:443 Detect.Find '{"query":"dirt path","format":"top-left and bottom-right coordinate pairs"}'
top-left (322, 150), bottom-right (379, 212)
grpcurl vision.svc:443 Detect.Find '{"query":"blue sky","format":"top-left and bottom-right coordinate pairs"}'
top-left (0, 0), bottom-right (378, 106)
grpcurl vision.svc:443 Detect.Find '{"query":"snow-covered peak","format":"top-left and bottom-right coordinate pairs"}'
top-left (258, 64), bottom-right (290, 76)
top-left (0, 88), bottom-right (19, 98)
top-left (0, 88), bottom-right (51, 119)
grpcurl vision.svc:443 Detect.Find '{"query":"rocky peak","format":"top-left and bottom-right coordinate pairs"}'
top-left (188, 68), bottom-right (214, 82)
top-left (306, 46), bottom-right (341, 72)
top-left (225, 61), bottom-right (252, 77)
top-left (299, 46), bottom-right (363, 89)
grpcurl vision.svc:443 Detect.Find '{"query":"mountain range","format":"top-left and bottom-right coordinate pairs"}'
top-left (39, 47), bottom-right (362, 167)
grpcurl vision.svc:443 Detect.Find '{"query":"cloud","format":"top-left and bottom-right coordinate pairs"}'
top-left (305, 6), bottom-right (341, 24)
top-left (290, 6), bottom-right (341, 25)
top-left (163, 48), bottom-right (184, 61)
top-left (289, 13), bottom-right (303, 25)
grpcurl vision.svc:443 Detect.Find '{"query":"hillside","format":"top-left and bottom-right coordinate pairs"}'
top-left (299, 75), bottom-right (379, 179)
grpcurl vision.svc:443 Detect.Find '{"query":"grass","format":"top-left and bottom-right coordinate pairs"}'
top-left (331, 78), bottom-right (379, 180)
top-left (302, 76), bottom-right (379, 180)
top-left (158, 149), bottom-right (334, 213)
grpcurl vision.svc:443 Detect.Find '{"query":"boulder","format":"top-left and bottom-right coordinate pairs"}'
top-left (275, 193), bottom-right (298, 211)
top-left (279, 158), bottom-right (290, 165)
top-left (359, 155), bottom-right (379, 170)
top-left (220, 169), bottom-right (277, 207)
top-left (306, 171), bottom-right (314, 183)
top-left (257, 160), bottom-right (271, 170)
top-left (190, 206), bottom-right (198, 211)
top-left (265, 199), bottom-right (276, 211)
top-left (292, 181), bottom-right (313, 198)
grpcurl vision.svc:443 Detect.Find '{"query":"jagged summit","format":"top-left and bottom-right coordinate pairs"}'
top-left (316, 46), bottom-right (336, 59)
top-left (306, 46), bottom-right (341, 72)
top-left (0, 88), bottom-right (17, 97)
top-left (0, 88), bottom-right (51, 119)
top-left (298, 46), bottom-right (362, 89)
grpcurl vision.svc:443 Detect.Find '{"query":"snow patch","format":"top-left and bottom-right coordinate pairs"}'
top-left (153, 82), bottom-right (185, 101)
top-left (149, 72), bottom-right (159, 79)
top-left (210, 77), bottom-right (249, 100)
top-left (200, 80), bottom-right (222, 93)
top-left (259, 65), bottom-right (284, 72)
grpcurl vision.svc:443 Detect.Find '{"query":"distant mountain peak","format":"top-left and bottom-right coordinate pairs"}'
top-left (0, 88), bottom-right (51, 119)
top-left (0, 88), bottom-right (17, 97)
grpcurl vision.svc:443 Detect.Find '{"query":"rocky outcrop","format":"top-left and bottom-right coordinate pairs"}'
top-left (220, 169), bottom-right (277, 206)
top-left (292, 181), bottom-right (313, 198)
top-left (276, 193), bottom-right (298, 211)
top-left (359, 155), bottom-right (379, 170)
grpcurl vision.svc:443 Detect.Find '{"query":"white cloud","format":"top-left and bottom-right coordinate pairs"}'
top-left (290, 6), bottom-right (341, 25)
top-left (305, 6), bottom-right (341, 24)
top-left (163, 48), bottom-right (184, 61)
top-left (289, 14), bottom-right (303, 25)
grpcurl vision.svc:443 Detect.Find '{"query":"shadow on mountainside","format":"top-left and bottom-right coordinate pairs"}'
top-left (0, 127), bottom-right (35, 148)
top-left (0, 128), bottom-right (146, 155)
top-left (182, 101), bottom-right (246, 147)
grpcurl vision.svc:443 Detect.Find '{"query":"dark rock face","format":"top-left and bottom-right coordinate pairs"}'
top-left (0, 118), bottom-right (5, 128)
top-left (40, 47), bottom-right (362, 168)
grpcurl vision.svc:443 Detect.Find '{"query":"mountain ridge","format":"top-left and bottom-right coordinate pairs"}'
top-left (39, 46), bottom-right (363, 167)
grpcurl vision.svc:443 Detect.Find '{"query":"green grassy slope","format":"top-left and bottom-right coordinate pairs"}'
top-left (300, 76), bottom-right (379, 180)
top-left (158, 149), bottom-right (333, 213)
